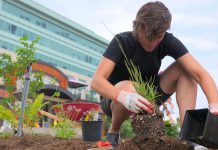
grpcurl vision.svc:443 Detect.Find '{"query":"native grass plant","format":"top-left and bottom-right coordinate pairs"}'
top-left (114, 35), bottom-right (160, 105)
top-left (103, 24), bottom-right (160, 103)
top-left (103, 25), bottom-right (181, 141)
top-left (113, 35), bottom-right (183, 139)
top-left (114, 36), bottom-right (183, 137)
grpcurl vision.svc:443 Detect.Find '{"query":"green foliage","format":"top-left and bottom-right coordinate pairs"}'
top-left (104, 116), bottom-right (135, 139)
top-left (0, 105), bottom-right (17, 128)
top-left (0, 132), bottom-right (13, 139)
top-left (52, 91), bottom-right (61, 98)
top-left (0, 53), bottom-right (15, 78)
top-left (120, 119), bottom-right (135, 138)
top-left (104, 116), bottom-right (111, 135)
top-left (0, 35), bottom-right (47, 132)
top-left (0, 53), bottom-right (17, 102)
top-left (0, 35), bottom-right (42, 105)
top-left (113, 35), bottom-right (160, 103)
top-left (0, 93), bottom-right (47, 129)
top-left (164, 120), bottom-right (180, 138)
top-left (29, 72), bottom-right (45, 98)
top-left (55, 119), bottom-right (76, 139)
top-left (103, 25), bottom-right (160, 102)
top-left (15, 35), bottom-right (40, 79)
top-left (53, 99), bottom-right (76, 139)
top-left (24, 93), bottom-right (47, 127)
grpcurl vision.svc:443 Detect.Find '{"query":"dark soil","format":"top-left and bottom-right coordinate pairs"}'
top-left (117, 107), bottom-right (194, 150)
top-left (0, 135), bottom-right (97, 150)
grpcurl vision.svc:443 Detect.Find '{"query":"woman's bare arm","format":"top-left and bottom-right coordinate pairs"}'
top-left (177, 53), bottom-right (218, 105)
top-left (91, 57), bottom-right (120, 101)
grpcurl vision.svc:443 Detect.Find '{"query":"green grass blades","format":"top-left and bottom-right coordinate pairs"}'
top-left (115, 36), bottom-right (160, 103)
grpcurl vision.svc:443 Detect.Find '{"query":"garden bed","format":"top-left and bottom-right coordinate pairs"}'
top-left (1, 134), bottom-right (218, 150)
top-left (0, 135), bottom-right (96, 150)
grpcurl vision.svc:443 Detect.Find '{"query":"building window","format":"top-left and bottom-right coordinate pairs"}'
top-left (42, 23), bottom-right (46, 28)
top-left (10, 25), bottom-right (17, 34)
top-left (2, 46), bottom-right (8, 49)
top-left (25, 17), bottom-right (30, 21)
top-left (36, 21), bottom-right (41, 26)
top-left (19, 15), bottom-right (30, 21)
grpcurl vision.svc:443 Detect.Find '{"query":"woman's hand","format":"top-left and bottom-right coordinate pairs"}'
top-left (209, 104), bottom-right (218, 115)
top-left (116, 90), bottom-right (154, 113)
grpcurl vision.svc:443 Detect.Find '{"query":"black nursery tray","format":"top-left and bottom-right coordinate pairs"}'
top-left (180, 108), bottom-right (218, 148)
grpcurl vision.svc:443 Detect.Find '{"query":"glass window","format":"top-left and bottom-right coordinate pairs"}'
top-left (10, 25), bottom-right (17, 34)
top-left (2, 0), bottom-right (107, 54)
top-left (42, 23), bottom-right (46, 28)
top-left (1, 19), bottom-right (101, 65)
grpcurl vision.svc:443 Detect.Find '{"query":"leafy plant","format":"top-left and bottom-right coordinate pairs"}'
top-left (15, 35), bottom-right (40, 80)
top-left (164, 120), bottom-right (180, 138)
top-left (0, 94), bottom-right (47, 130)
top-left (54, 105), bottom-right (77, 139)
top-left (0, 35), bottom-right (42, 105)
top-left (29, 72), bottom-right (45, 99)
top-left (0, 36), bottom-right (49, 134)
top-left (0, 105), bottom-right (17, 128)
top-left (0, 53), bottom-right (17, 105)
top-left (104, 116), bottom-right (135, 139)
top-left (24, 93), bottom-right (48, 128)
top-left (55, 118), bottom-right (76, 139)
top-left (51, 93), bottom-right (77, 139)
top-left (120, 119), bottom-right (135, 138)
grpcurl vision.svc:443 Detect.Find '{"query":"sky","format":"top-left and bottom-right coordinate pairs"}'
top-left (34, 0), bottom-right (218, 117)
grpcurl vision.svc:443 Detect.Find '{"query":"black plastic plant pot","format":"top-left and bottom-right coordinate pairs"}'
top-left (81, 119), bottom-right (103, 141)
top-left (180, 108), bottom-right (218, 148)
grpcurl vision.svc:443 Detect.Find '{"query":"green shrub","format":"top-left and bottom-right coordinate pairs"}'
top-left (55, 119), bottom-right (76, 139)
top-left (164, 120), bottom-right (180, 138)
top-left (0, 132), bottom-right (13, 139)
top-left (104, 116), bottom-right (135, 139)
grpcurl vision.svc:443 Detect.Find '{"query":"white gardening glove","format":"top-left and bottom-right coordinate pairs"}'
top-left (116, 90), bottom-right (154, 113)
top-left (209, 104), bottom-right (218, 115)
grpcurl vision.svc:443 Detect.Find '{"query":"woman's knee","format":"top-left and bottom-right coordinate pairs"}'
top-left (114, 80), bottom-right (137, 93)
top-left (160, 62), bottom-right (197, 93)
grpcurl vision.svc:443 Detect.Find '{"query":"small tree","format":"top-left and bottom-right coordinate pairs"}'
top-left (0, 35), bottom-right (44, 104)
top-left (0, 35), bottom-right (47, 132)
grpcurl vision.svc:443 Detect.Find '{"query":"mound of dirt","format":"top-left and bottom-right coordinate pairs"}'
top-left (117, 107), bottom-right (193, 150)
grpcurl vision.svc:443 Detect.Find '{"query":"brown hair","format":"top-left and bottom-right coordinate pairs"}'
top-left (133, 1), bottom-right (172, 41)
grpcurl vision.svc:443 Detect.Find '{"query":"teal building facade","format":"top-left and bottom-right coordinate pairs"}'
top-left (0, 0), bottom-right (108, 81)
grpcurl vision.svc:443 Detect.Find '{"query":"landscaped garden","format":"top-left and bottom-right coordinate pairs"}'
top-left (1, 36), bottom-right (218, 150)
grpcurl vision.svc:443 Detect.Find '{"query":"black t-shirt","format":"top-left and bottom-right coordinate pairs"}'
top-left (103, 31), bottom-right (188, 85)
